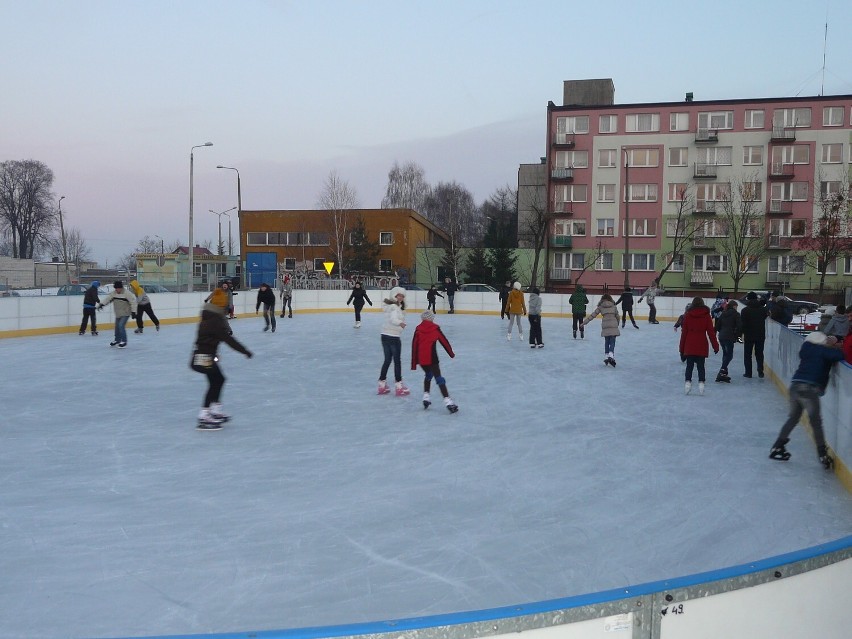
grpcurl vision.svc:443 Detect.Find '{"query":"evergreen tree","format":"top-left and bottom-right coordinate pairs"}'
top-left (488, 247), bottom-right (517, 287)
top-left (463, 247), bottom-right (492, 283)
top-left (345, 214), bottom-right (381, 274)
top-left (440, 244), bottom-right (464, 283)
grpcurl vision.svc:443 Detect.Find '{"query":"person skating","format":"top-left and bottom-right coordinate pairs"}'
top-left (98, 281), bottom-right (138, 347)
top-left (346, 281), bottom-right (372, 327)
top-left (190, 288), bottom-right (253, 430)
top-left (498, 281), bottom-right (511, 320)
top-left (442, 277), bottom-right (458, 313)
top-left (130, 280), bottom-right (160, 333)
top-left (79, 280), bottom-right (100, 335)
top-left (411, 310), bottom-right (458, 413)
top-left (568, 284), bottom-right (589, 338)
top-left (679, 297), bottom-right (719, 395)
top-left (823, 304), bottom-right (848, 343)
top-left (740, 291), bottom-right (769, 378)
top-left (377, 286), bottom-right (409, 396)
top-left (638, 280), bottom-right (662, 324)
top-left (255, 283), bottom-right (277, 332)
top-left (769, 331), bottom-right (845, 469)
top-left (279, 275), bottom-right (293, 318)
top-left (505, 281), bottom-right (526, 341)
top-left (582, 293), bottom-right (621, 366)
top-left (426, 284), bottom-right (443, 314)
top-left (714, 300), bottom-right (741, 383)
top-left (527, 287), bottom-right (544, 348)
top-left (205, 281), bottom-right (236, 320)
top-left (614, 287), bottom-right (639, 328)
top-left (673, 303), bottom-right (691, 332)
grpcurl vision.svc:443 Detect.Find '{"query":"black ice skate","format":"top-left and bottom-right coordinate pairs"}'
top-left (715, 369), bottom-right (731, 383)
top-left (422, 393), bottom-right (431, 410)
top-left (134, 328), bottom-right (143, 334)
top-left (818, 446), bottom-right (834, 470)
top-left (769, 439), bottom-right (791, 461)
top-left (444, 398), bottom-right (458, 413)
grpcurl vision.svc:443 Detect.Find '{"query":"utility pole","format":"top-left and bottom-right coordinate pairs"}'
top-left (58, 196), bottom-right (71, 285)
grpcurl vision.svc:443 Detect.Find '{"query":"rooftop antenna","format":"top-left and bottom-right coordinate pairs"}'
top-left (820, 7), bottom-right (828, 95)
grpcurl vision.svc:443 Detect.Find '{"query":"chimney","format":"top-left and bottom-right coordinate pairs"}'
top-left (685, 92), bottom-right (694, 102)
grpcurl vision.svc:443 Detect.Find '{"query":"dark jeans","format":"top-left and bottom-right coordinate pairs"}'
top-left (743, 338), bottom-right (765, 376)
top-left (621, 308), bottom-right (637, 326)
top-left (427, 299), bottom-right (437, 312)
top-left (528, 314), bottom-right (542, 345)
top-left (719, 339), bottom-right (735, 371)
top-left (572, 312), bottom-right (584, 333)
top-left (776, 382), bottom-right (825, 449)
top-left (280, 297), bottom-right (292, 316)
top-left (114, 316), bottom-right (129, 343)
top-left (80, 307), bottom-right (97, 333)
top-left (420, 363), bottom-right (448, 398)
top-left (447, 293), bottom-right (455, 311)
top-left (261, 303), bottom-right (276, 329)
top-left (135, 302), bottom-right (159, 329)
top-left (604, 335), bottom-right (617, 354)
top-left (353, 302), bottom-right (364, 321)
top-left (192, 362), bottom-right (225, 407)
top-left (685, 355), bottom-right (706, 382)
top-left (380, 334), bottom-right (402, 382)
top-left (648, 303), bottom-right (657, 322)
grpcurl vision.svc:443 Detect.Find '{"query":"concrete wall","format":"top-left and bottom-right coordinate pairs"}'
top-left (0, 256), bottom-right (35, 288)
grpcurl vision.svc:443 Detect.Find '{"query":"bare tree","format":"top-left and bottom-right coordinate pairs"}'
top-left (573, 240), bottom-right (612, 285)
top-left (481, 185), bottom-right (518, 247)
top-left (713, 176), bottom-right (768, 295)
top-left (381, 161), bottom-right (430, 212)
top-left (317, 170), bottom-right (359, 278)
top-left (517, 183), bottom-right (553, 288)
top-left (0, 160), bottom-right (57, 258)
top-left (46, 227), bottom-right (92, 265)
top-left (424, 182), bottom-right (477, 281)
top-left (657, 185), bottom-right (704, 283)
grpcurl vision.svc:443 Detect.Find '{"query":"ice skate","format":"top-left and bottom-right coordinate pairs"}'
top-left (715, 369), bottom-right (731, 383)
top-left (155, 325), bottom-right (160, 332)
top-left (109, 341), bottom-right (118, 347)
top-left (263, 325), bottom-right (269, 332)
top-left (92, 331), bottom-right (98, 336)
top-left (538, 344), bottom-right (544, 348)
top-left (444, 397), bottom-right (459, 413)
top-left (422, 392), bottom-right (431, 409)
top-left (769, 439), bottom-right (791, 461)
top-left (134, 328), bottom-right (142, 334)
top-left (209, 402), bottom-right (231, 423)
top-left (685, 381), bottom-right (692, 395)
top-left (197, 410), bottom-right (224, 431)
top-left (355, 321), bottom-right (361, 328)
top-left (118, 342), bottom-right (127, 348)
top-left (271, 326), bottom-right (276, 333)
top-left (519, 333), bottom-right (524, 341)
top-left (573, 330), bottom-right (577, 339)
top-left (394, 382), bottom-right (410, 397)
top-left (818, 446), bottom-right (834, 470)
top-left (698, 381), bottom-right (705, 395)
top-left (377, 380), bottom-right (391, 395)
top-left (506, 333), bottom-right (511, 341)
top-left (580, 330), bottom-right (584, 339)
top-left (608, 356), bottom-right (616, 367)
top-left (79, 331), bottom-right (85, 335)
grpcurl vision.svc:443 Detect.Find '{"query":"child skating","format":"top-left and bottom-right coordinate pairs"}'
top-left (411, 310), bottom-right (458, 413)
top-left (426, 285), bottom-right (443, 313)
top-left (505, 281), bottom-right (526, 341)
top-left (79, 280), bottom-right (100, 335)
top-left (582, 293), bottom-right (621, 366)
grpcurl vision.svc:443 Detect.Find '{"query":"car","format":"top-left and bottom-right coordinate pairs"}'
top-left (737, 291), bottom-right (817, 315)
top-left (459, 283), bottom-right (497, 293)
top-left (56, 284), bottom-right (90, 296)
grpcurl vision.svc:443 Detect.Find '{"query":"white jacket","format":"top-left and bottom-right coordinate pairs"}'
top-left (381, 302), bottom-right (406, 337)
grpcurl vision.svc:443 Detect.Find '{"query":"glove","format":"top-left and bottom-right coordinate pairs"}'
top-left (680, 353), bottom-right (686, 362)
top-left (131, 312), bottom-right (137, 319)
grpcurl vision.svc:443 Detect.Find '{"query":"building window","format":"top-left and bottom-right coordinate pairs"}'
top-left (313, 258), bottom-right (326, 271)
top-left (769, 218), bottom-right (806, 237)
top-left (627, 148), bottom-right (659, 167)
top-left (669, 147), bottom-right (688, 167)
top-left (693, 254), bottom-right (729, 272)
top-left (624, 253), bottom-right (656, 271)
top-left (817, 258), bottom-right (837, 275)
top-left (379, 259), bottom-right (393, 272)
top-left (597, 184), bottom-right (615, 202)
top-left (844, 256), bottom-right (852, 275)
top-left (744, 109), bottom-right (765, 129)
top-left (555, 150), bottom-right (588, 168)
top-left (822, 143), bottom-right (843, 164)
top-left (743, 146), bottom-right (764, 165)
top-left (595, 253), bottom-right (614, 270)
top-left (625, 113), bottom-right (660, 132)
top-left (597, 218), bottom-right (615, 236)
top-left (666, 218), bottom-right (689, 237)
top-left (698, 111), bottom-right (734, 130)
top-left (626, 184), bottom-right (658, 202)
top-left (771, 145), bottom-right (809, 165)
top-left (823, 106), bottom-right (844, 126)
top-left (742, 182), bottom-right (763, 201)
top-left (599, 114), bottom-right (618, 133)
top-left (770, 182), bottom-right (808, 202)
top-left (557, 184), bottom-right (587, 202)
top-left (247, 232), bottom-right (267, 245)
top-left (696, 146), bottom-right (732, 166)
top-left (668, 253), bottom-right (685, 272)
top-left (599, 149), bottom-right (617, 168)
top-left (309, 232), bottom-right (330, 246)
top-left (284, 258), bottom-right (296, 270)
top-left (768, 255), bottom-right (805, 274)
top-left (670, 112), bottom-right (689, 131)
top-left (624, 219), bottom-right (657, 236)
top-left (820, 181), bottom-right (841, 199)
top-left (741, 256), bottom-right (760, 273)
top-left (773, 108), bottom-right (811, 128)
top-left (379, 232), bottom-right (393, 245)
top-left (570, 220), bottom-right (587, 236)
top-left (703, 219), bottom-right (729, 237)
top-left (668, 183), bottom-right (688, 202)
top-left (557, 115), bottom-right (589, 134)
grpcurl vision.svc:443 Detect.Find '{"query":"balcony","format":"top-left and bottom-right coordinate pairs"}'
top-left (693, 202), bottom-right (717, 215)
top-left (551, 235), bottom-right (573, 248)
top-left (551, 201), bottom-right (574, 216)
top-left (692, 236), bottom-right (716, 250)
top-left (549, 268), bottom-right (572, 282)
top-left (766, 234), bottom-right (793, 250)
top-left (551, 167), bottom-right (574, 181)
top-left (553, 133), bottom-right (576, 147)
top-left (769, 162), bottom-right (794, 179)
top-left (770, 126), bottom-right (796, 141)
top-left (690, 270), bottom-right (715, 286)
top-left (695, 128), bottom-right (718, 143)
top-left (693, 162), bottom-right (718, 179)
top-left (767, 200), bottom-right (793, 215)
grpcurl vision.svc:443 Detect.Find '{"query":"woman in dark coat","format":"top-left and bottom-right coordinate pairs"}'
top-left (346, 282), bottom-right (372, 328)
top-left (714, 300), bottom-right (742, 383)
top-left (679, 297), bottom-right (719, 395)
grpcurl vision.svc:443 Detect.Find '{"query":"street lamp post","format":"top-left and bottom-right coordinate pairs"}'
top-left (209, 207), bottom-right (237, 255)
top-left (58, 196), bottom-right (71, 285)
top-left (154, 234), bottom-right (165, 286)
top-left (217, 165), bottom-right (241, 261)
top-left (224, 212), bottom-right (232, 256)
top-left (623, 148), bottom-right (631, 290)
top-left (189, 142), bottom-right (213, 292)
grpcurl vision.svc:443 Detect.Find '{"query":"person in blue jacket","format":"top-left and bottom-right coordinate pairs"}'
top-left (769, 331), bottom-right (845, 469)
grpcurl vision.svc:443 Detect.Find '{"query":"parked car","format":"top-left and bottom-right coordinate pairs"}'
top-left (459, 283), bottom-right (497, 293)
top-left (56, 284), bottom-right (90, 296)
top-left (737, 291), bottom-right (817, 315)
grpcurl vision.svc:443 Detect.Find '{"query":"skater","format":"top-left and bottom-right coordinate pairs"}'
top-left (710, 292), bottom-right (729, 321)
top-left (130, 280), bottom-right (160, 333)
top-left (411, 310), bottom-right (458, 413)
top-left (279, 274), bottom-right (293, 318)
top-left (638, 280), bottom-right (662, 324)
top-left (582, 293), bottom-right (621, 366)
top-left (673, 303), bottom-right (691, 332)
top-left (426, 284), bottom-right (443, 314)
top-left (741, 291), bottom-right (769, 378)
top-left (377, 286), bottom-right (409, 396)
top-left (614, 286), bottom-right (639, 328)
top-left (505, 281), bottom-right (526, 341)
top-left (527, 287), bottom-right (544, 348)
top-left (442, 277), bottom-right (458, 314)
top-left (769, 331), bottom-right (845, 468)
top-left (346, 281), bottom-right (372, 327)
top-left (255, 283), bottom-right (276, 332)
top-left (190, 288), bottom-right (253, 430)
top-left (823, 304), bottom-right (848, 342)
top-left (568, 283), bottom-right (589, 338)
top-left (97, 281), bottom-right (137, 348)
top-left (714, 300), bottom-right (741, 383)
top-left (79, 280), bottom-right (100, 335)
top-left (679, 297), bottom-right (719, 395)
top-left (766, 290), bottom-right (793, 326)
top-left (498, 280), bottom-right (511, 319)
top-left (206, 281), bottom-right (236, 319)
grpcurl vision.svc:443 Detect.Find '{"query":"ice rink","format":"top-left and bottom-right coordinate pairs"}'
top-left (1, 310), bottom-right (851, 639)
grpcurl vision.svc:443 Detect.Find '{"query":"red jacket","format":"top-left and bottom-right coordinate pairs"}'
top-left (411, 320), bottom-right (455, 369)
top-left (844, 334), bottom-right (852, 365)
top-left (679, 305), bottom-right (719, 357)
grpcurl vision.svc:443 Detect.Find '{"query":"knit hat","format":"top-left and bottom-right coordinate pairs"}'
top-left (113, 280), bottom-right (123, 289)
top-left (805, 331), bottom-right (828, 345)
top-left (91, 280), bottom-right (100, 288)
top-left (389, 286), bottom-right (406, 299)
top-left (532, 287), bottom-right (540, 295)
top-left (205, 288), bottom-right (228, 314)
top-left (421, 310), bottom-right (434, 321)
top-left (513, 281), bottom-right (521, 290)
top-left (746, 291), bottom-right (757, 300)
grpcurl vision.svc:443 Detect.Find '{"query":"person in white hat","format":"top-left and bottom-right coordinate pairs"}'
top-left (377, 287), bottom-right (410, 396)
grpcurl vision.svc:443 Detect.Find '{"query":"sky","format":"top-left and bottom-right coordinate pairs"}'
top-left (3, 0), bottom-right (852, 266)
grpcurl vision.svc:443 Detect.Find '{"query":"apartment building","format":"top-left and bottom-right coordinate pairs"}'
top-left (533, 79), bottom-right (852, 297)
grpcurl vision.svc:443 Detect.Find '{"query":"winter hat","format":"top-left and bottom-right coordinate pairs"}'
top-left (513, 281), bottom-right (521, 290)
top-left (113, 280), bottom-right (123, 289)
top-left (208, 288), bottom-right (228, 310)
top-left (532, 287), bottom-right (540, 295)
top-left (91, 280), bottom-right (100, 288)
top-left (389, 286), bottom-right (406, 299)
top-left (805, 331), bottom-right (828, 345)
top-left (421, 310), bottom-right (434, 321)
top-left (746, 291), bottom-right (757, 300)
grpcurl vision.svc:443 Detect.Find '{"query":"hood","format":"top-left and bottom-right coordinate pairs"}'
top-left (130, 280), bottom-right (143, 296)
top-left (90, 280), bottom-right (100, 288)
top-left (575, 285), bottom-right (585, 293)
top-left (686, 305), bottom-right (711, 319)
top-left (599, 299), bottom-right (616, 309)
top-left (805, 331), bottom-right (828, 345)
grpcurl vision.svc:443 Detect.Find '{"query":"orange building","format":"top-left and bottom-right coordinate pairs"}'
top-left (239, 208), bottom-right (450, 285)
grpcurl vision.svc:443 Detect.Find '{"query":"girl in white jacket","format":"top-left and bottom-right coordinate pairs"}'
top-left (377, 287), bottom-right (409, 396)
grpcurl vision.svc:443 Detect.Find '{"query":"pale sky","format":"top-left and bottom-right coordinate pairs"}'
top-left (3, 0), bottom-right (851, 265)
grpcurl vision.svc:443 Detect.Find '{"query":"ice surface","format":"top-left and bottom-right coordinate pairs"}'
top-left (1, 312), bottom-right (851, 639)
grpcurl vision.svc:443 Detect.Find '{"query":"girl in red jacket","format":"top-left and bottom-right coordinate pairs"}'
top-left (679, 297), bottom-right (719, 395)
top-left (411, 310), bottom-right (458, 413)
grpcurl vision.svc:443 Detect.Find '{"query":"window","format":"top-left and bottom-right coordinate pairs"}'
top-left (695, 183), bottom-right (730, 211)
top-left (599, 114), bottom-right (618, 133)
top-left (703, 219), bottom-right (729, 237)
top-left (624, 253), bottom-right (656, 271)
top-left (379, 232), bottom-right (393, 245)
top-left (599, 149), bottom-right (617, 167)
top-left (553, 219), bottom-right (572, 236)
top-left (624, 219), bottom-right (658, 236)
top-left (771, 145), bottom-right (809, 165)
top-left (773, 108), bottom-right (811, 128)
top-left (669, 147), bottom-right (688, 167)
top-left (555, 150), bottom-right (589, 168)
top-left (627, 148), bottom-right (659, 167)
top-left (597, 218), bottom-right (615, 236)
top-left (742, 182), bottom-right (763, 201)
top-left (557, 184), bottom-right (587, 202)
top-left (668, 253), bottom-right (686, 272)
top-left (770, 182), bottom-right (808, 202)
top-left (313, 258), bottom-right (326, 271)
top-left (670, 112), bottom-right (689, 131)
top-left (823, 106), bottom-right (844, 126)
top-left (744, 109), bottom-right (765, 129)
top-left (817, 258), bottom-right (837, 275)
top-left (625, 113), bottom-right (660, 132)
top-left (822, 143), bottom-right (842, 163)
top-left (597, 184), bottom-right (615, 202)
top-left (308, 232), bottom-right (330, 246)
top-left (820, 181), bottom-right (841, 199)
top-left (741, 256), bottom-right (760, 273)
top-left (696, 146), bottom-right (732, 165)
top-left (666, 218), bottom-right (689, 237)
top-left (769, 219), bottom-right (806, 236)
top-left (553, 252), bottom-right (571, 271)
top-left (379, 259), bottom-right (393, 272)
top-left (626, 184), bottom-right (658, 202)
top-left (668, 183), bottom-right (688, 201)
top-left (284, 258), bottom-right (296, 270)
top-left (844, 256), bottom-right (852, 275)
top-left (698, 111), bottom-right (734, 130)
top-left (768, 255), bottom-right (805, 274)
top-left (247, 232), bottom-right (267, 245)
top-left (693, 254), bottom-right (729, 272)
top-left (596, 253), bottom-right (614, 270)
top-left (557, 115), bottom-right (589, 134)
top-left (743, 146), bottom-right (763, 165)
top-left (570, 220), bottom-right (587, 236)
